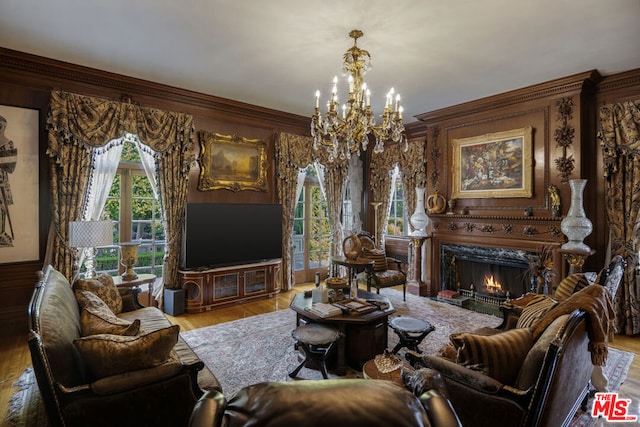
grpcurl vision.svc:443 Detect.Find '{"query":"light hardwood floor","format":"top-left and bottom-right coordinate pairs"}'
top-left (1, 283), bottom-right (638, 422)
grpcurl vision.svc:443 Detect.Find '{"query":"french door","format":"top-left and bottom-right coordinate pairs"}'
top-left (293, 170), bottom-right (331, 284)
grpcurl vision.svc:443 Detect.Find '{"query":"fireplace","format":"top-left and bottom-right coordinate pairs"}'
top-left (440, 244), bottom-right (534, 301)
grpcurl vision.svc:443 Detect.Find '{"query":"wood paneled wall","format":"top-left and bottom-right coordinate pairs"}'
top-left (0, 48), bottom-right (309, 334)
top-left (403, 69), bottom-right (640, 296)
top-left (1, 46), bottom-right (639, 331)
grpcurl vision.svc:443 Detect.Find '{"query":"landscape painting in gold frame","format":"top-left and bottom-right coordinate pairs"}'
top-left (198, 131), bottom-right (268, 192)
top-left (451, 127), bottom-right (533, 199)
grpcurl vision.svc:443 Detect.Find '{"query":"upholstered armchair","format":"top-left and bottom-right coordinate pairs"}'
top-left (407, 308), bottom-right (593, 427)
top-left (356, 232), bottom-right (408, 300)
top-left (407, 263), bottom-right (620, 427)
top-left (473, 254), bottom-right (626, 337)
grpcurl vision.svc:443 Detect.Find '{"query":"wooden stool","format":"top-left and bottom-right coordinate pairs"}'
top-left (289, 323), bottom-right (340, 379)
top-left (389, 316), bottom-right (435, 354)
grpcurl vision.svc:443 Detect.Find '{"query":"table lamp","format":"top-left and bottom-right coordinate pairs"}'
top-left (69, 220), bottom-right (113, 279)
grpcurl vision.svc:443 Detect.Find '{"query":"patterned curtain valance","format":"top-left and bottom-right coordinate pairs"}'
top-left (369, 139), bottom-right (426, 241)
top-left (276, 132), bottom-right (315, 170)
top-left (45, 89), bottom-right (195, 285)
top-left (47, 90), bottom-right (195, 165)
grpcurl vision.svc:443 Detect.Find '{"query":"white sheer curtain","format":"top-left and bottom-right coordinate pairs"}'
top-left (85, 133), bottom-right (164, 305)
top-left (131, 135), bottom-right (164, 304)
top-left (84, 140), bottom-right (123, 221)
top-left (387, 165), bottom-right (401, 222)
top-left (78, 140), bottom-right (123, 272)
top-left (133, 136), bottom-right (159, 200)
top-left (314, 161), bottom-right (326, 200)
top-left (295, 168), bottom-right (307, 210)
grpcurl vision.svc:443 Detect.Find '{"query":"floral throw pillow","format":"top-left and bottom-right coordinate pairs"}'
top-left (77, 290), bottom-right (140, 336)
top-left (74, 273), bottom-right (123, 314)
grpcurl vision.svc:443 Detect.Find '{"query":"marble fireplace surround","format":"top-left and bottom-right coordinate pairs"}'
top-left (440, 243), bottom-right (534, 299)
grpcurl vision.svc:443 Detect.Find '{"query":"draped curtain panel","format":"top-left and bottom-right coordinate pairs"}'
top-left (275, 133), bottom-right (315, 290)
top-left (369, 140), bottom-right (426, 245)
top-left (598, 99), bottom-right (640, 335)
top-left (275, 133), bottom-right (349, 289)
top-left (47, 90), bottom-right (195, 287)
top-left (313, 148), bottom-right (349, 268)
top-left (369, 150), bottom-right (396, 246)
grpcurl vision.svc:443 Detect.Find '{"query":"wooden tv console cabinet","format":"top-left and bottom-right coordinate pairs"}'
top-left (178, 259), bottom-right (282, 313)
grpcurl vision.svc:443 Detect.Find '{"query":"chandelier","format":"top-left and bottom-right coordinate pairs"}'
top-left (311, 29), bottom-right (408, 162)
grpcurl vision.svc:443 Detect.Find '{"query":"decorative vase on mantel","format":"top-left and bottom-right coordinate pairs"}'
top-left (560, 179), bottom-right (593, 252)
top-left (409, 187), bottom-right (429, 236)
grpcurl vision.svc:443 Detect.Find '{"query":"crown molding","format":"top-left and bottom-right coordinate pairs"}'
top-left (415, 70), bottom-right (601, 124)
top-left (0, 47), bottom-right (310, 130)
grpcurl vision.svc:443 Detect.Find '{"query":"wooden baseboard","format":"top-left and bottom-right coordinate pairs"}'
top-left (0, 306), bottom-right (28, 336)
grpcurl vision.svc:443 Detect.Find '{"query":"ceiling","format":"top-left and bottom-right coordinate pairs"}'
top-left (1, 0), bottom-right (639, 123)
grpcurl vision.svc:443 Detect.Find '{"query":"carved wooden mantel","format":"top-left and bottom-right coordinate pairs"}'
top-left (412, 71), bottom-right (601, 296)
top-left (427, 213), bottom-right (567, 297)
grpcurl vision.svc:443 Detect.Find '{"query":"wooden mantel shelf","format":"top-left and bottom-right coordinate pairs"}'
top-left (430, 214), bottom-right (564, 222)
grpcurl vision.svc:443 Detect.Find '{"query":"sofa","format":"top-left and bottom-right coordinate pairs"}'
top-left (188, 378), bottom-right (462, 427)
top-left (28, 265), bottom-right (221, 427)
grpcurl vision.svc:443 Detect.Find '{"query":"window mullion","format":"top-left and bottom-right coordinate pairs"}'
top-left (120, 169), bottom-right (133, 243)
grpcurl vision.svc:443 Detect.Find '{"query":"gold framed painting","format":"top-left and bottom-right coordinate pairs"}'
top-left (198, 131), bottom-right (268, 192)
top-left (451, 127), bottom-right (533, 199)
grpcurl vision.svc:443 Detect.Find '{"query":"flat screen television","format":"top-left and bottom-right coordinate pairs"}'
top-left (181, 203), bottom-right (283, 270)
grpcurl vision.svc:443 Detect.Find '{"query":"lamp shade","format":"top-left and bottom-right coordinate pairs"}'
top-left (68, 221), bottom-right (114, 248)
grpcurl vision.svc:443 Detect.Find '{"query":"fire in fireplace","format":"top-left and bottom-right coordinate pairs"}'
top-left (441, 244), bottom-right (533, 300)
top-left (483, 275), bottom-right (506, 296)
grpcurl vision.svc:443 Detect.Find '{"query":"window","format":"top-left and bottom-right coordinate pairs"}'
top-left (102, 141), bottom-right (165, 278)
top-left (386, 165), bottom-right (407, 237)
top-left (293, 166), bottom-right (331, 283)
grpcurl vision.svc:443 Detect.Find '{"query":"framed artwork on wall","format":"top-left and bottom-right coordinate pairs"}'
top-left (0, 105), bottom-right (40, 264)
top-left (451, 127), bottom-right (533, 199)
top-left (197, 131), bottom-right (268, 192)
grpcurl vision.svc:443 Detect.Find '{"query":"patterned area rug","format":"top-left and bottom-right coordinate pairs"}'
top-left (180, 288), bottom-right (503, 394)
top-left (6, 288), bottom-right (635, 426)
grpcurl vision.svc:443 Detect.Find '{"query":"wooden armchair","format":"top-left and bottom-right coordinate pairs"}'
top-left (356, 232), bottom-right (407, 300)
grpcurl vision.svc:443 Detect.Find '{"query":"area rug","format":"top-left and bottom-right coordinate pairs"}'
top-left (179, 288), bottom-right (503, 395)
top-left (5, 288), bottom-right (635, 427)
